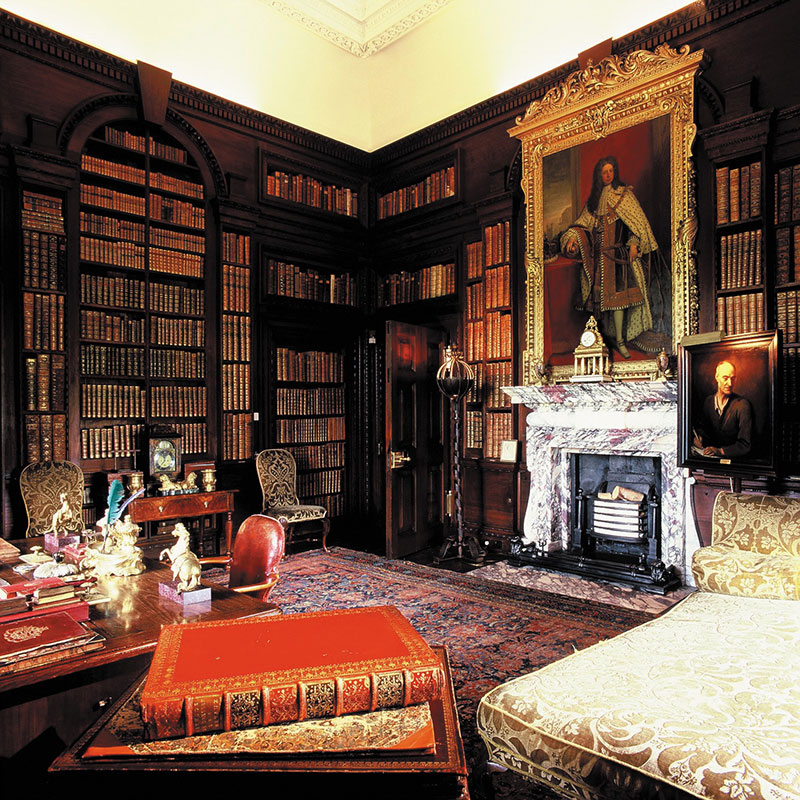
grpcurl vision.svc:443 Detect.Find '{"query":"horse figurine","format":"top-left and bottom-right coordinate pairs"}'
top-left (159, 522), bottom-right (202, 592)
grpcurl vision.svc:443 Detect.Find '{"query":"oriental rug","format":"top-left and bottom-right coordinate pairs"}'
top-left (227, 547), bottom-right (652, 800)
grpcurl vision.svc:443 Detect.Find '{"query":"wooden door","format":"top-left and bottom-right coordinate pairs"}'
top-left (385, 321), bottom-right (446, 559)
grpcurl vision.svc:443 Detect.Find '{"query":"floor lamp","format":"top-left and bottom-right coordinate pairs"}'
top-left (435, 345), bottom-right (485, 564)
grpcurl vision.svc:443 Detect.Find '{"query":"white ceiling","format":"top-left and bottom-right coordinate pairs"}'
top-left (2, 0), bottom-right (691, 151)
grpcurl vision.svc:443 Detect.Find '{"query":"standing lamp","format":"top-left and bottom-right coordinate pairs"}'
top-left (435, 345), bottom-right (485, 564)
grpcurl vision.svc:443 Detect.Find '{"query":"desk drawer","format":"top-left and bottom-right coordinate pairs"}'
top-left (130, 492), bottom-right (232, 522)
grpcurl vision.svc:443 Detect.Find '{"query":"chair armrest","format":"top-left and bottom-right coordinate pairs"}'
top-left (198, 556), bottom-right (231, 566)
top-left (230, 575), bottom-right (279, 598)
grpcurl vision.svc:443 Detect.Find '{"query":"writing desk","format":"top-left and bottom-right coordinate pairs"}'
top-left (128, 489), bottom-right (237, 556)
top-left (0, 547), bottom-right (277, 772)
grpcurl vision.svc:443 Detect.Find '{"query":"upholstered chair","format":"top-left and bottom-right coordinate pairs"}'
top-left (199, 514), bottom-right (285, 601)
top-left (254, 449), bottom-right (330, 552)
top-left (19, 460), bottom-right (84, 538)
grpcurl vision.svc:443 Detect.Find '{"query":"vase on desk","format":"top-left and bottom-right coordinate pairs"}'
top-left (201, 468), bottom-right (216, 492)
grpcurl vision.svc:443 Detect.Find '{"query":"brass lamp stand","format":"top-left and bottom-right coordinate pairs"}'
top-left (435, 345), bottom-right (485, 564)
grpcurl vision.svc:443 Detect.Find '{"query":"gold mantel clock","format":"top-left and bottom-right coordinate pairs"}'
top-left (570, 316), bottom-right (612, 383)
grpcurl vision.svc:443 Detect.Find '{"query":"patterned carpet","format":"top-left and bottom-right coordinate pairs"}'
top-left (249, 547), bottom-right (653, 799)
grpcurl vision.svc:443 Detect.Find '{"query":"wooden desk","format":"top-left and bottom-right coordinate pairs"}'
top-left (0, 551), bottom-right (277, 770)
top-left (128, 489), bottom-right (237, 556)
top-left (52, 646), bottom-right (469, 799)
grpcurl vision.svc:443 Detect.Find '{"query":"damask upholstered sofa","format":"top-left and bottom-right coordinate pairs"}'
top-left (477, 491), bottom-right (800, 800)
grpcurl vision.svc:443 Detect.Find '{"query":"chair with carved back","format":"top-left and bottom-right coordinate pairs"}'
top-left (255, 448), bottom-right (330, 552)
top-left (199, 514), bottom-right (286, 601)
top-left (19, 460), bottom-right (84, 538)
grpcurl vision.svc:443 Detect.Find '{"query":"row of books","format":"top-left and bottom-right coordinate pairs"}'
top-left (221, 314), bottom-right (251, 362)
top-left (782, 348), bottom-right (799, 405)
top-left (80, 423), bottom-right (143, 460)
top-left (80, 234), bottom-right (145, 269)
top-left (483, 263), bottom-right (511, 309)
top-left (150, 245), bottom-right (204, 279)
top-left (80, 210), bottom-right (145, 242)
top-left (25, 412), bottom-right (67, 463)
top-left (276, 416), bottom-right (346, 444)
top-left (776, 288), bottom-right (800, 344)
top-left (483, 220), bottom-right (512, 268)
top-left (285, 442), bottom-right (345, 471)
top-left (222, 314), bottom-right (251, 361)
top-left (276, 347), bottom-right (343, 383)
top-left (483, 410), bottom-right (514, 460)
top-left (148, 282), bottom-right (205, 317)
top-left (780, 420), bottom-right (800, 464)
top-left (81, 183), bottom-right (146, 216)
top-left (276, 386), bottom-right (345, 416)
top-left (465, 282), bottom-right (484, 321)
top-left (22, 230), bottom-right (66, 290)
top-left (465, 362), bottom-right (484, 404)
top-left (716, 292), bottom-right (764, 336)
top-left (465, 410), bottom-right (484, 450)
top-left (80, 310), bottom-right (145, 344)
top-left (774, 162), bottom-right (800, 224)
top-left (104, 125), bottom-right (146, 153)
top-left (150, 226), bottom-right (205, 253)
top-left (378, 262), bottom-right (456, 306)
top-left (150, 315), bottom-right (205, 348)
top-left (296, 468), bottom-right (343, 497)
top-left (222, 264), bottom-right (251, 312)
top-left (264, 170), bottom-right (359, 218)
top-left (171, 422), bottom-right (208, 456)
top-left (82, 154), bottom-right (145, 185)
top-left (22, 291), bottom-right (65, 351)
top-left (81, 273), bottom-right (146, 310)
top-left (149, 171), bottom-right (204, 200)
top-left (151, 348), bottom-right (205, 380)
top-left (222, 412), bottom-right (252, 461)
top-left (718, 229), bottom-right (762, 289)
top-left (150, 193), bottom-right (205, 229)
top-left (715, 160), bottom-right (762, 224)
top-left (377, 165), bottom-right (455, 220)
top-left (465, 313), bottom-right (512, 361)
top-left (80, 344), bottom-right (145, 378)
top-left (149, 138), bottom-right (188, 165)
top-left (775, 225), bottom-right (800, 284)
top-left (22, 190), bottom-right (65, 234)
top-left (222, 231), bottom-right (251, 266)
top-left (484, 360), bottom-right (513, 408)
top-left (151, 385), bottom-right (208, 419)
top-left (24, 353), bottom-right (66, 412)
top-left (222, 363), bottom-right (251, 411)
top-left (81, 383), bottom-right (145, 419)
top-left (264, 259), bottom-right (357, 306)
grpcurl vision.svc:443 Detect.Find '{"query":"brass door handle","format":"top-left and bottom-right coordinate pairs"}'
top-left (390, 451), bottom-right (411, 469)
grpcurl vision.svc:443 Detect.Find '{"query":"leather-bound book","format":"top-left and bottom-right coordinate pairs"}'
top-left (141, 605), bottom-right (444, 740)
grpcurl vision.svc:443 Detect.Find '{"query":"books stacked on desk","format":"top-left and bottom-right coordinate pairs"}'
top-left (0, 608), bottom-right (104, 675)
top-left (0, 575), bottom-right (103, 624)
top-left (140, 605), bottom-right (445, 743)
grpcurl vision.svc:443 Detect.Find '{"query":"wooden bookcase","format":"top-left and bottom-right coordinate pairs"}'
top-left (221, 230), bottom-right (253, 462)
top-left (77, 121), bottom-right (208, 471)
top-left (20, 188), bottom-right (68, 463)
top-left (273, 346), bottom-right (347, 519)
top-left (375, 153), bottom-right (459, 222)
top-left (262, 256), bottom-right (358, 307)
top-left (772, 157), bottom-right (800, 466)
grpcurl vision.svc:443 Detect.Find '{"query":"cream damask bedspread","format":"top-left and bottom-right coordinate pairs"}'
top-left (477, 590), bottom-right (800, 800)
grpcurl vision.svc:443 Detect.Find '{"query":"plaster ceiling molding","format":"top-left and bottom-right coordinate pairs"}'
top-left (263, 0), bottom-right (455, 56)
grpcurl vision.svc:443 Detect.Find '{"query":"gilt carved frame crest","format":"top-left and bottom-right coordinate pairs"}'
top-left (510, 45), bottom-right (704, 384)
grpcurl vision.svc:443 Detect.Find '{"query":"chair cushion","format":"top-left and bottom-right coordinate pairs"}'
top-left (692, 544), bottom-right (800, 600)
top-left (711, 491), bottom-right (800, 555)
top-left (268, 505), bottom-right (327, 523)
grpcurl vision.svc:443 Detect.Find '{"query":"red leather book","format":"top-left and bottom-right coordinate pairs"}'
top-left (141, 605), bottom-right (444, 740)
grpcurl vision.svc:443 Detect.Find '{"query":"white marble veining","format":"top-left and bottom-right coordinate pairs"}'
top-left (504, 381), bottom-right (692, 584)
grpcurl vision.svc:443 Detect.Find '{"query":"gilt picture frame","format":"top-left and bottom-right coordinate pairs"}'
top-left (678, 331), bottom-right (780, 477)
top-left (509, 45), bottom-right (704, 384)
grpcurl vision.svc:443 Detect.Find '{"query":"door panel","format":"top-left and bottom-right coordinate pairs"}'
top-left (385, 321), bottom-right (446, 558)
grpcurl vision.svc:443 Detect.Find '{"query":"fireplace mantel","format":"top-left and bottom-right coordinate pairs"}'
top-left (504, 380), bottom-right (692, 586)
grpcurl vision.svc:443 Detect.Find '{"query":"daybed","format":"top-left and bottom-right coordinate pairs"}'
top-left (477, 491), bottom-right (800, 800)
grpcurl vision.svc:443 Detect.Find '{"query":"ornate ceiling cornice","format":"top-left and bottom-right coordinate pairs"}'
top-left (261, 0), bottom-right (453, 57)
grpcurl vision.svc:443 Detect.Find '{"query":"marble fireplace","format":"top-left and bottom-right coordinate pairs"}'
top-left (503, 381), bottom-right (694, 589)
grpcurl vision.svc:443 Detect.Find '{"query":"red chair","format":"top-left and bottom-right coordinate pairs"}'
top-left (200, 514), bottom-right (285, 601)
